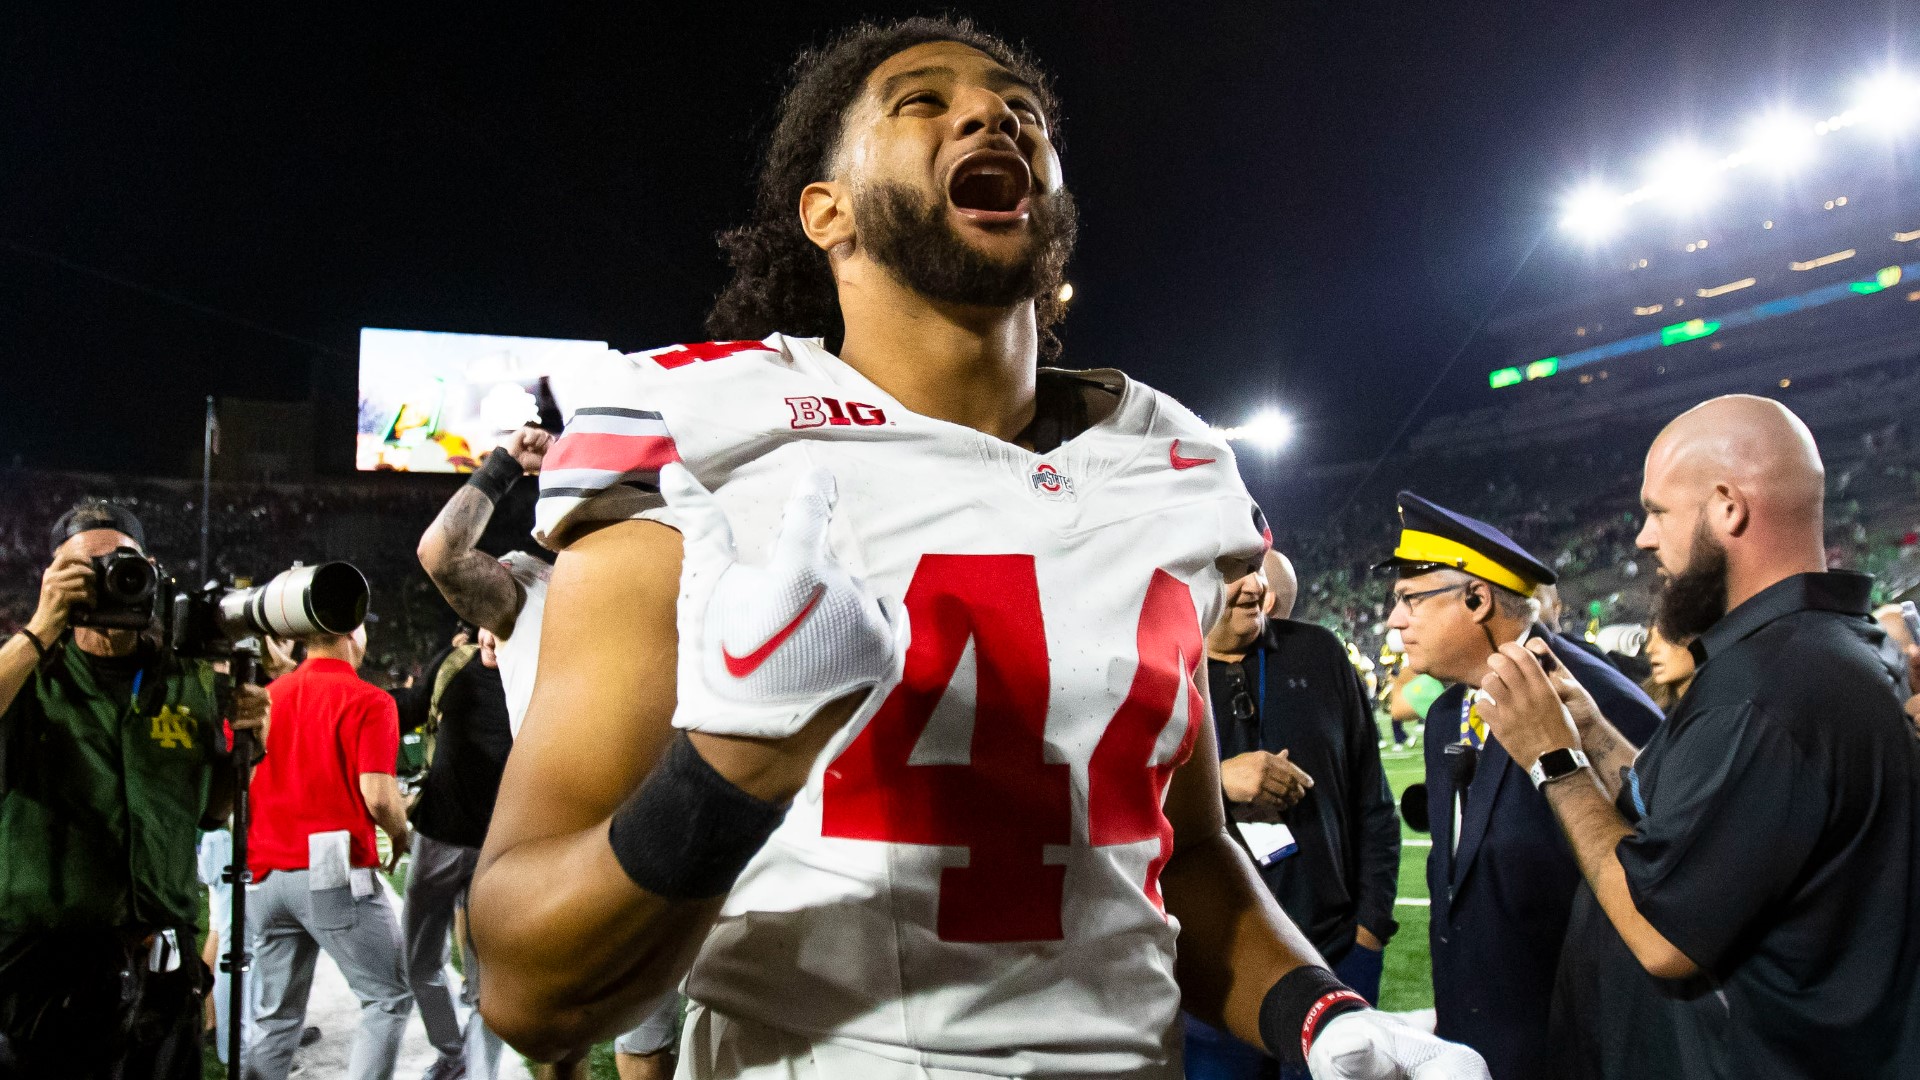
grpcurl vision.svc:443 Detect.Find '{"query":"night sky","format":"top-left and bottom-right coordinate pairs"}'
top-left (2, 2), bottom-right (1907, 477)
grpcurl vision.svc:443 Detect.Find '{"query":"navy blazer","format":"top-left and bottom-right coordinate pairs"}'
top-left (1423, 631), bottom-right (1662, 1080)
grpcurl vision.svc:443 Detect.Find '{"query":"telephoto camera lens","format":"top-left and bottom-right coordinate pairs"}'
top-left (217, 562), bottom-right (370, 641)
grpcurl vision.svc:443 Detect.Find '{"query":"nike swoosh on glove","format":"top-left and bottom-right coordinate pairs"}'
top-left (1308, 1011), bottom-right (1491, 1080)
top-left (661, 462), bottom-right (906, 738)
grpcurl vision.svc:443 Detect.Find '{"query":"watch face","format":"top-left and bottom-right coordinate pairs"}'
top-left (1533, 748), bottom-right (1584, 786)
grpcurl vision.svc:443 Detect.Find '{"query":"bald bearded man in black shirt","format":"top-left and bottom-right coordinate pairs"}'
top-left (1480, 395), bottom-right (1920, 1079)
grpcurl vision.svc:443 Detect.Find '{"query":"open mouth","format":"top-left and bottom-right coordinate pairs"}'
top-left (947, 150), bottom-right (1032, 220)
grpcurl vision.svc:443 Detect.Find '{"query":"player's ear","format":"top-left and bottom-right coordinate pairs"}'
top-left (799, 181), bottom-right (855, 256)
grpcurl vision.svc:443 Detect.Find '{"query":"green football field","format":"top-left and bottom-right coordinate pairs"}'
top-left (1377, 743), bottom-right (1436, 1012)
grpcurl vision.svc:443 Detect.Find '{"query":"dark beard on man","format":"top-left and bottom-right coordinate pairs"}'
top-left (855, 180), bottom-right (1078, 311)
top-left (1655, 520), bottom-right (1730, 642)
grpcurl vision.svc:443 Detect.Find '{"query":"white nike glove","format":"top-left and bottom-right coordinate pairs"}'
top-left (661, 462), bottom-right (905, 738)
top-left (1308, 1011), bottom-right (1490, 1080)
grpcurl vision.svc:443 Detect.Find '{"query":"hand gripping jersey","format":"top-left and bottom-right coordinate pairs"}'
top-left (536, 335), bottom-right (1267, 1077)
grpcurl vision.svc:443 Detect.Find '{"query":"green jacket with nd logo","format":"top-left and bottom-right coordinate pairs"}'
top-left (0, 639), bottom-right (224, 931)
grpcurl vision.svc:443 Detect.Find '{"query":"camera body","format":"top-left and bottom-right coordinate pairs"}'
top-left (70, 552), bottom-right (370, 657)
top-left (75, 547), bottom-right (163, 630)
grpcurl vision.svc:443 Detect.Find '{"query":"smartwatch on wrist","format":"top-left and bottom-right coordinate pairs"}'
top-left (1529, 747), bottom-right (1590, 788)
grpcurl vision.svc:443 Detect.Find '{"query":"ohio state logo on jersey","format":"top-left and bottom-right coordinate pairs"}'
top-left (1029, 462), bottom-right (1076, 501)
top-left (787, 395), bottom-right (887, 429)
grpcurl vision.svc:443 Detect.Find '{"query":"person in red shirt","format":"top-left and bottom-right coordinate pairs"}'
top-left (247, 623), bottom-right (417, 1080)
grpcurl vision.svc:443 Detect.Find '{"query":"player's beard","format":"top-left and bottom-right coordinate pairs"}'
top-left (1654, 517), bottom-right (1729, 642)
top-left (855, 180), bottom-right (1077, 311)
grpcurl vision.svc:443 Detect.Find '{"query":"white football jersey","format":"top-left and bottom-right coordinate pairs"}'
top-left (536, 335), bottom-right (1267, 1077)
top-left (494, 550), bottom-right (552, 739)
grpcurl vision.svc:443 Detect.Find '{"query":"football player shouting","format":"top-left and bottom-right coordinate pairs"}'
top-left (470, 17), bottom-right (1485, 1080)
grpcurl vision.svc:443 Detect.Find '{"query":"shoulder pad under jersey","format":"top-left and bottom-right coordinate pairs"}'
top-left (533, 335), bottom-right (802, 549)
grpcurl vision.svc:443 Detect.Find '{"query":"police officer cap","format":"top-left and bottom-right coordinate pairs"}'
top-left (49, 500), bottom-right (146, 555)
top-left (1373, 490), bottom-right (1555, 595)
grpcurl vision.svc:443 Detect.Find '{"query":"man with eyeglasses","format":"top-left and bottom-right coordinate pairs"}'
top-left (1188, 541), bottom-right (1403, 1080)
top-left (1379, 492), bottom-right (1660, 1080)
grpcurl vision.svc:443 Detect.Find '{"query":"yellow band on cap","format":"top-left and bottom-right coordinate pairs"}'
top-left (1393, 529), bottom-right (1539, 595)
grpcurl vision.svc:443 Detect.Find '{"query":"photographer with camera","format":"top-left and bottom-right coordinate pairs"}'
top-left (0, 500), bottom-right (270, 1080)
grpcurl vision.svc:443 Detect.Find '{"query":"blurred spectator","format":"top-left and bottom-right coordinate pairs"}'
top-left (247, 624), bottom-right (414, 1080)
top-left (405, 632), bottom-right (512, 1080)
top-left (1639, 626), bottom-right (1696, 713)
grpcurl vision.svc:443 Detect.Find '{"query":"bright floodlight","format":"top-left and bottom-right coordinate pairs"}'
top-left (1741, 111), bottom-right (1818, 172)
top-left (1212, 409), bottom-right (1294, 450)
top-left (1855, 71), bottom-right (1920, 132)
top-left (1559, 184), bottom-right (1623, 239)
top-left (1646, 145), bottom-right (1722, 211)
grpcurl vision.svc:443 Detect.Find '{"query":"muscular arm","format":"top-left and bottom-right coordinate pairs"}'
top-left (1543, 771), bottom-right (1698, 979)
top-left (468, 519), bottom-right (851, 1059)
top-left (417, 484), bottom-right (524, 637)
top-left (1163, 712), bottom-right (1323, 1048)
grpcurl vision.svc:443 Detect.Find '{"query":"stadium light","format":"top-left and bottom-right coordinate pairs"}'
top-left (1554, 69), bottom-right (1920, 238)
top-left (1212, 408), bottom-right (1295, 450)
top-left (1646, 145), bottom-right (1722, 211)
top-left (1559, 184), bottom-right (1624, 240)
top-left (1853, 71), bottom-right (1920, 132)
top-left (1739, 111), bottom-right (1818, 172)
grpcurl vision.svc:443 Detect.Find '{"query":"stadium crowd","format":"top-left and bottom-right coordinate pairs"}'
top-left (1283, 414), bottom-right (1920, 661)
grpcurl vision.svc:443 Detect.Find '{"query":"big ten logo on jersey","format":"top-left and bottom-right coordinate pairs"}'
top-left (823, 556), bottom-right (1203, 943)
top-left (1029, 462), bottom-right (1075, 502)
top-left (786, 396), bottom-right (888, 430)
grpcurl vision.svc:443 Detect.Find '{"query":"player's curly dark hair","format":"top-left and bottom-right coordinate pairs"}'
top-left (706, 16), bottom-right (1069, 357)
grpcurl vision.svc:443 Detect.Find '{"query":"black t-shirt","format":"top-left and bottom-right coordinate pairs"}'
top-left (409, 654), bottom-right (513, 849)
top-left (1553, 571), bottom-right (1920, 1079)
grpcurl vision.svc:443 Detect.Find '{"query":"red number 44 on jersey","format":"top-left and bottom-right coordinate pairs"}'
top-left (822, 554), bottom-right (1206, 943)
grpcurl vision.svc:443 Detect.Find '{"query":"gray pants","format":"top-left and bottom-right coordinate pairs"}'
top-left (404, 832), bottom-right (507, 1079)
top-left (246, 867), bottom-right (414, 1080)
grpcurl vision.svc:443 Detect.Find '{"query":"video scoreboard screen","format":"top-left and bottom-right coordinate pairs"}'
top-left (356, 327), bottom-right (607, 473)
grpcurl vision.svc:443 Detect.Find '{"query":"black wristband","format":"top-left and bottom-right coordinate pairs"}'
top-left (607, 733), bottom-right (790, 900)
top-left (1258, 965), bottom-right (1369, 1068)
top-left (15, 628), bottom-right (47, 662)
top-left (466, 449), bottom-right (524, 504)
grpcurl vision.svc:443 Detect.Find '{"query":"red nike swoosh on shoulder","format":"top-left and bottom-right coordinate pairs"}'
top-left (1169, 440), bottom-right (1216, 470)
top-left (722, 584), bottom-right (827, 677)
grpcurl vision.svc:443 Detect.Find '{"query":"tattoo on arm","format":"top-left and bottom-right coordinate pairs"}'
top-left (1573, 714), bottom-right (1639, 801)
top-left (420, 486), bottom-right (524, 635)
